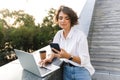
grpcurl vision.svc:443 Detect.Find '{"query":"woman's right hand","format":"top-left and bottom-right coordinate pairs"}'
top-left (39, 53), bottom-right (55, 67)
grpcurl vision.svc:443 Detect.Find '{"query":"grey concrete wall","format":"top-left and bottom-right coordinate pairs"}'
top-left (92, 72), bottom-right (120, 80)
top-left (88, 0), bottom-right (120, 80)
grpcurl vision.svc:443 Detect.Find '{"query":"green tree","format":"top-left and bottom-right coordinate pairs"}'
top-left (0, 19), bottom-right (5, 47)
top-left (0, 8), bottom-right (62, 66)
top-left (12, 10), bottom-right (35, 27)
top-left (0, 9), bottom-right (35, 28)
top-left (0, 9), bottom-right (37, 51)
top-left (0, 8), bottom-right (60, 52)
top-left (40, 8), bottom-right (60, 45)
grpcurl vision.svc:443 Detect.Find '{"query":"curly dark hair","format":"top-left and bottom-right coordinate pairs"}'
top-left (54, 5), bottom-right (78, 27)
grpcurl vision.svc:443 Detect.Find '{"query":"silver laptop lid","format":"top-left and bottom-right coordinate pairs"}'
top-left (14, 49), bottom-right (41, 77)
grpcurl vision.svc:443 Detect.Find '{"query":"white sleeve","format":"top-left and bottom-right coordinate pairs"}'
top-left (78, 34), bottom-right (90, 66)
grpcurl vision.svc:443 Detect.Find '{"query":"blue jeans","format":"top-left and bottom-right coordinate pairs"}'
top-left (63, 64), bottom-right (91, 80)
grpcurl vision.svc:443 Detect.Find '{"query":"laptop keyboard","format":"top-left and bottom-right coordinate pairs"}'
top-left (39, 67), bottom-right (51, 75)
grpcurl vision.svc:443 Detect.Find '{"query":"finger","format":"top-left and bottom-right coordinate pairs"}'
top-left (40, 61), bottom-right (46, 67)
top-left (39, 62), bottom-right (44, 67)
top-left (39, 60), bottom-right (43, 65)
top-left (41, 59), bottom-right (47, 66)
top-left (52, 48), bottom-right (59, 53)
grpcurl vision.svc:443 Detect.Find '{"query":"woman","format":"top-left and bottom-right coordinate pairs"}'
top-left (40, 5), bottom-right (95, 80)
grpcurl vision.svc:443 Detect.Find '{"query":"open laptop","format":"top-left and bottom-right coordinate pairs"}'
top-left (14, 49), bottom-right (60, 77)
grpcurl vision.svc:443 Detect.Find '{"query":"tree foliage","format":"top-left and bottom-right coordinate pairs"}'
top-left (0, 8), bottom-right (60, 65)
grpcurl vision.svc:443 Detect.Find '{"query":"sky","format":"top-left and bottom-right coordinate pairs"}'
top-left (0, 0), bottom-right (87, 24)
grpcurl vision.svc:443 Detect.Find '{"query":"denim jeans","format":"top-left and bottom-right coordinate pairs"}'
top-left (63, 65), bottom-right (91, 80)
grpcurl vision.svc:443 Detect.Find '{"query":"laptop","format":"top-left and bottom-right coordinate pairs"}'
top-left (14, 49), bottom-right (60, 77)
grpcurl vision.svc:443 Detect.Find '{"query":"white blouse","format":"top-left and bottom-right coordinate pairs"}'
top-left (53, 27), bottom-right (95, 75)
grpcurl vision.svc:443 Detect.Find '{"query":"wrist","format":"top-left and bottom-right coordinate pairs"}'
top-left (65, 53), bottom-right (72, 59)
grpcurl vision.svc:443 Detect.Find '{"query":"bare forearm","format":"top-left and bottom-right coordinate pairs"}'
top-left (56, 52), bottom-right (81, 64)
top-left (66, 54), bottom-right (81, 64)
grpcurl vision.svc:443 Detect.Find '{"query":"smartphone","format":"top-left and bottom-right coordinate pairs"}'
top-left (50, 43), bottom-right (61, 53)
